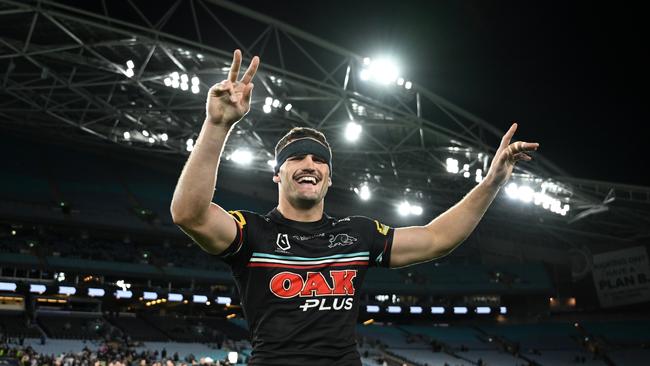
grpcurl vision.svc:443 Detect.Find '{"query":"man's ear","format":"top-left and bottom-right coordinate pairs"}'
top-left (272, 174), bottom-right (280, 184)
top-left (327, 176), bottom-right (332, 187)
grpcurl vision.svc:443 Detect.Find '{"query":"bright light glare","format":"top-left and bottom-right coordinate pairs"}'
top-left (284, 103), bottom-right (293, 111)
top-left (228, 352), bottom-right (238, 364)
top-left (446, 158), bottom-right (459, 174)
top-left (231, 149), bottom-right (253, 165)
top-left (126, 60), bottom-right (134, 69)
top-left (168, 293), bottom-right (183, 302)
top-left (387, 306), bottom-right (401, 313)
top-left (191, 76), bottom-right (200, 85)
top-left (180, 74), bottom-right (188, 83)
top-left (505, 183), bottom-right (518, 199)
top-left (265, 97), bottom-right (273, 105)
top-left (397, 77), bottom-right (405, 86)
top-left (366, 305), bottom-right (380, 313)
top-left (404, 81), bottom-right (412, 89)
top-left (161, 133), bottom-right (168, 142)
top-left (180, 82), bottom-right (188, 91)
top-left (263, 104), bottom-right (272, 114)
top-left (398, 201), bottom-right (411, 216)
top-left (409, 204), bottom-right (423, 216)
top-left (365, 58), bottom-right (399, 84)
top-left (345, 122), bottom-right (362, 142)
top-left (191, 85), bottom-right (199, 94)
top-left (272, 99), bottom-right (280, 108)
top-left (58, 286), bottom-right (76, 296)
top-left (518, 185), bottom-right (535, 203)
top-left (125, 68), bottom-right (134, 78)
top-left (359, 69), bottom-right (370, 81)
top-left (193, 295), bottom-right (208, 303)
top-left (453, 306), bottom-right (468, 314)
top-left (30, 284), bottom-right (46, 294)
top-left (358, 185), bottom-right (371, 201)
top-left (431, 306), bottom-right (445, 314)
top-left (88, 288), bottom-right (105, 297)
top-left (216, 296), bottom-right (232, 305)
top-left (164, 78), bottom-right (172, 86)
top-left (267, 159), bottom-right (277, 168)
top-left (123, 131), bottom-right (130, 140)
top-left (0, 282), bottom-right (17, 291)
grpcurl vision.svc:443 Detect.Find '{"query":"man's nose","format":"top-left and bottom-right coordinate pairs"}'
top-left (303, 155), bottom-right (318, 168)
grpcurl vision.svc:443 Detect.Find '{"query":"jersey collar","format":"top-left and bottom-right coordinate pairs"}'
top-left (268, 207), bottom-right (332, 230)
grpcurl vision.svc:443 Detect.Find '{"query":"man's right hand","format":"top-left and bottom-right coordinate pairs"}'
top-left (206, 49), bottom-right (260, 127)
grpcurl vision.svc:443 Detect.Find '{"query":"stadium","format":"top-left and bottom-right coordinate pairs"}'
top-left (1, 1), bottom-right (649, 365)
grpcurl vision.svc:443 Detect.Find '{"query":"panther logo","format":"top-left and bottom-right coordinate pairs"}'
top-left (328, 233), bottom-right (357, 248)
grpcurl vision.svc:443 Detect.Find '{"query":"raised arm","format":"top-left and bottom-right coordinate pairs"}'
top-left (390, 123), bottom-right (539, 267)
top-left (170, 50), bottom-right (259, 254)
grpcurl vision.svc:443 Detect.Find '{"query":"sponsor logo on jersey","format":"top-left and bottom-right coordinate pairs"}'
top-left (328, 233), bottom-right (357, 248)
top-left (292, 232), bottom-right (325, 241)
top-left (269, 270), bottom-right (357, 311)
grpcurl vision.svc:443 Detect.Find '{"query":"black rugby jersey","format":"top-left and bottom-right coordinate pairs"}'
top-left (217, 207), bottom-right (394, 366)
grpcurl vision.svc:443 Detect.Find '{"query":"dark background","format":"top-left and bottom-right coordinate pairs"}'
top-left (236, 0), bottom-right (648, 186)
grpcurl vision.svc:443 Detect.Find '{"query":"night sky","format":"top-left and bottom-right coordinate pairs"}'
top-left (238, 0), bottom-right (648, 187)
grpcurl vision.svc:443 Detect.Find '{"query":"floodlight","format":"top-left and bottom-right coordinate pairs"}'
top-left (148, 137), bottom-right (155, 144)
top-left (29, 284), bottom-right (46, 294)
top-left (125, 68), bottom-right (134, 78)
top-left (366, 305), bottom-right (380, 313)
top-left (126, 60), bottom-right (134, 69)
top-left (142, 130), bottom-right (149, 137)
top-left (431, 307), bottom-right (445, 314)
top-left (180, 74), bottom-right (188, 83)
top-left (387, 306), bottom-right (401, 314)
top-left (171, 72), bottom-right (179, 80)
top-left (161, 133), bottom-right (168, 142)
top-left (88, 288), bottom-right (105, 297)
top-left (357, 184), bottom-right (371, 201)
top-left (453, 306), bottom-right (468, 314)
top-left (180, 82), bottom-right (188, 91)
top-left (398, 201), bottom-right (411, 216)
top-left (404, 81), bottom-right (412, 89)
top-left (263, 104), bottom-right (272, 114)
top-left (191, 85), bottom-right (199, 94)
top-left (168, 293), bottom-right (183, 302)
top-left (164, 78), bottom-right (172, 87)
top-left (191, 76), bottom-right (200, 85)
top-left (344, 122), bottom-right (362, 142)
top-left (284, 103), bottom-right (293, 111)
top-left (123, 131), bottom-right (131, 140)
top-left (216, 296), bottom-right (232, 305)
top-left (193, 295), bottom-right (208, 303)
top-left (445, 158), bottom-right (459, 173)
top-left (409, 205), bottom-right (423, 216)
top-left (171, 79), bottom-right (179, 88)
top-left (230, 149), bottom-right (253, 165)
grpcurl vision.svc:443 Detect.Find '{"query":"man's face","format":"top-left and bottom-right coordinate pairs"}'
top-left (273, 153), bottom-right (332, 209)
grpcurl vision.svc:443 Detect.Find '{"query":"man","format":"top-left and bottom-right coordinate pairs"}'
top-left (171, 50), bottom-right (539, 365)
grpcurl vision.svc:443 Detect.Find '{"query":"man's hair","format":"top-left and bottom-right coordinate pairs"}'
top-left (274, 127), bottom-right (331, 156)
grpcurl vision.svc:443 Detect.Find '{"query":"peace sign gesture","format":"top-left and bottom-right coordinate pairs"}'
top-left (485, 123), bottom-right (540, 187)
top-left (206, 49), bottom-right (260, 127)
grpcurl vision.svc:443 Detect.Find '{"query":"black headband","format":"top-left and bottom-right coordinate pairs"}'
top-left (274, 138), bottom-right (332, 176)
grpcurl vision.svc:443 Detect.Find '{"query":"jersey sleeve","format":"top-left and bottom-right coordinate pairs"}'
top-left (215, 210), bottom-right (254, 271)
top-left (357, 216), bottom-right (395, 268)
